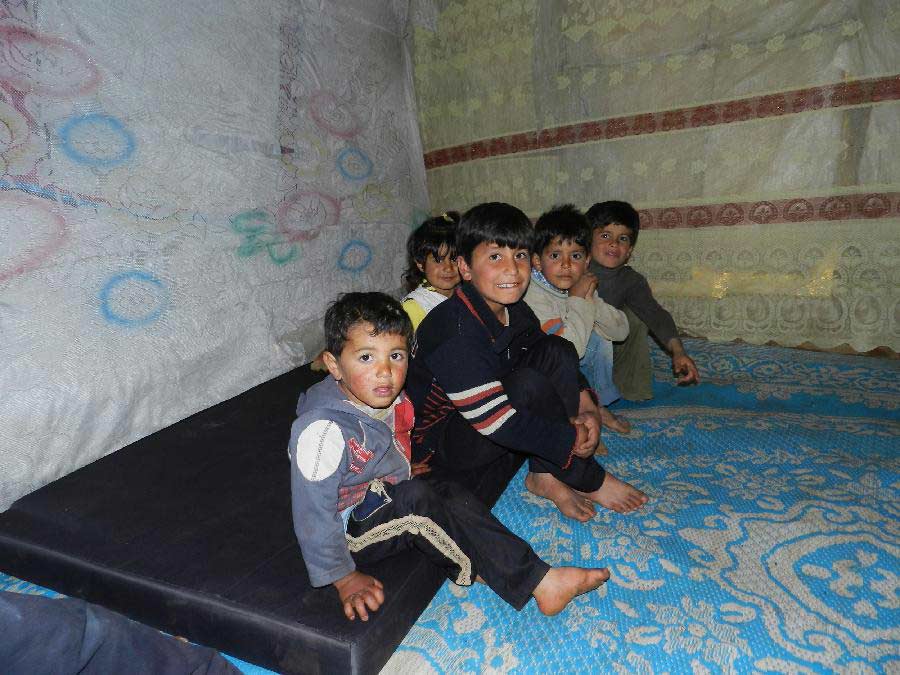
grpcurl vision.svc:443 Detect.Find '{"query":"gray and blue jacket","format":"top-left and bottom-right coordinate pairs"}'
top-left (288, 377), bottom-right (412, 587)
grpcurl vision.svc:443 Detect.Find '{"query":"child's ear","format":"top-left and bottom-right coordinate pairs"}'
top-left (531, 253), bottom-right (542, 271)
top-left (322, 351), bottom-right (343, 381)
top-left (415, 260), bottom-right (425, 273)
top-left (457, 256), bottom-right (472, 281)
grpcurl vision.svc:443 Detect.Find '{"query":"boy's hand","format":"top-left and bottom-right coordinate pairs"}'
top-left (570, 416), bottom-right (599, 458)
top-left (575, 410), bottom-right (601, 454)
top-left (569, 273), bottom-right (598, 299)
top-left (334, 571), bottom-right (385, 622)
top-left (672, 353), bottom-right (699, 385)
top-left (410, 455), bottom-right (432, 477)
top-left (668, 338), bottom-right (700, 385)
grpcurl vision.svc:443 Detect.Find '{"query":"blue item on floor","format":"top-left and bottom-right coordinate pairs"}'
top-left (385, 339), bottom-right (899, 673)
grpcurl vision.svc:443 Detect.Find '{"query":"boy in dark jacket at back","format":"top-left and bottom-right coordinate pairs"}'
top-left (407, 202), bottom-right (647, 523)
top-left (289, 292), bottom-right (609, 622)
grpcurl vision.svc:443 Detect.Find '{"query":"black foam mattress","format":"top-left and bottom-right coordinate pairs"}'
top-left (0, 365), bottom-right (523, 674)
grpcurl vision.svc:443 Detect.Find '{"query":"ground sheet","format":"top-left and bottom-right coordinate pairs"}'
top-left (384, 340), bottom-right (899, 674)
top-left (2, 340), bottom-right (898, 674)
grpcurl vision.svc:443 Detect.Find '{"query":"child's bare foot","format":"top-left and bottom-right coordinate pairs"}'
top-left (533, 566), bottom-right (610, 616)
top-left (526, 472), bottom-right (595, 522)
top-left (598, 406), bottom-right (631, 434)
top-left (581, 472), bottom-right (648, 514)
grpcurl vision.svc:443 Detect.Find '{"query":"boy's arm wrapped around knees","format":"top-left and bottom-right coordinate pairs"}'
top-left (426, 337), bottom-right (579, 467)
top-left (289, 418), bottom-right (357, 588)
top-left (592, 297), bottom-right (629, 342)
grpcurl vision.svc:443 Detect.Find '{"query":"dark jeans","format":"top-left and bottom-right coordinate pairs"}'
top-left (347, 479), bottom-right (550, 610)
top-left (427, 335), bottom-right (606, 493)
top-left (0, 591), bottom-right (239, 675)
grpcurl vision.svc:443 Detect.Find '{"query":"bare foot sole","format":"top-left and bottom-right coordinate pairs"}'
top-left (581, 472), bottom-right (648, 514)
top-left (599, 406), bottom-right (631, 434)
top-left (525, 472), bottom-right (595, 522)
top-left (533, 566), bottom-right (610, 616)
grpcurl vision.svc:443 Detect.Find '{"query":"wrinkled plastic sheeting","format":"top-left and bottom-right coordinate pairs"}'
top-left (0, 0), bottom-right (428, 510)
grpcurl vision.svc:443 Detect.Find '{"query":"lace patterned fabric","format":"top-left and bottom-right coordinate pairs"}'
top-left (410, 0), bottom-right (900, 352)
top-left (386, 339), bottom-right (899, 673)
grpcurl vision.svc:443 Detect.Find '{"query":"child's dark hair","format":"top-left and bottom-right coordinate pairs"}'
top-left (324, 292), bottom-right (413, 356)
top-left (533, 204), bottom-right (591, 254)
top-left (456, 202), bottom-right (533, 263)
top-left (403, 212), bottom-right (460, 291)
top-left (586, 200), bottom-right (641, 246)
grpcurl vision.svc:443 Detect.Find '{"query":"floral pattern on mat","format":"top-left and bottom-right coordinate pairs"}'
top-left (386, 343), bottom-right (899, 674)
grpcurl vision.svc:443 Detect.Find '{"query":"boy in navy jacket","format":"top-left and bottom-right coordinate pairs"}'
top-left (407, 203), bottom-right (647, 522)
top-left (289, 292), bottom-right (609, 621)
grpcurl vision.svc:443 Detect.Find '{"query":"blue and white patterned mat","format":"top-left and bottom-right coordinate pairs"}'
top-left (3, 341), bottom-right (898, 673)
top-left (384, 340), bottom-right (900, 674)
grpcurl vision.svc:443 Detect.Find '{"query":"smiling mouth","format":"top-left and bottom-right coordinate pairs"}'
top-left (496, 282), bottom-right (520, 289)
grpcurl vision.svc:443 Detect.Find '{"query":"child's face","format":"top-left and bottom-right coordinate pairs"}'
top-left (591, 222), bottom-right (634, 269)
top-left (457, 241), bottom-right (531, 321)
top-left (532, 237), bottom-right (589, 291)
top-left (324, 322), bottom-right (408, 409)
top-left (417, 245), bottom-right (460, 296)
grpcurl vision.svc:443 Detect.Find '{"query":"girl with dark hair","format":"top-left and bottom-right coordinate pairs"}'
top-left (401, 212), bottom-right (461, 329)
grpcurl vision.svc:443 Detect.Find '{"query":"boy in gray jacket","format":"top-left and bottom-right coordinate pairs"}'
top-left (524, 204), bottom-right (632, 437)
top-left (289, 292), bottom-right (609, 621)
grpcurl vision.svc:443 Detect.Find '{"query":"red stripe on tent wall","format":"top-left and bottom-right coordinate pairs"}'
top-left (423, 75), bottom-right (900, 170)
top-left (637, 192), bottom-right (900, 230)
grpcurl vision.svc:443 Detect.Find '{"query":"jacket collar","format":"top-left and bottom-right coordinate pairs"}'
top-left (530, 268), bottom-right (568, 298)
top-left (455, 282), bottom-right (531, 354)
top-left (310, 377), bottom-right (406, 436)
top-left (589, 260), bottom-right (627, 279)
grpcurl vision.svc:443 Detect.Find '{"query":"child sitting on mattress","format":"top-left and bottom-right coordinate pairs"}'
top-left (401, 212), bottom-right (461, 330)
top-left (523, 204), bottom-right (632, 437)
top-left (288, 292), bottom-right (609, 621)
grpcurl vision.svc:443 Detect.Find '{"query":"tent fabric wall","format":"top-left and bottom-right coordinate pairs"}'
top-left (0, 1), bottom-right (428, 511)
top-left (410, 0), bottom-right (900, 353)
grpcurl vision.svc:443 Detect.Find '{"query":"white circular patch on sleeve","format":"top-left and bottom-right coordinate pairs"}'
top-left (295, 420), bottom-right (344, 481)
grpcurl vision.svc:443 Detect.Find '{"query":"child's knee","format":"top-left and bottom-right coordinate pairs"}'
top-left (535, 334), bottom-right (579, 364)
top-left (503, 367), bottom-right (549, 408)
top-left (394, 478), bottom-right (440, 511)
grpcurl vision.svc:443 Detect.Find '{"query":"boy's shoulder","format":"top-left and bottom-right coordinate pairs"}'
top-left (524, 275), bottom-right (564, 304)
top-left (292, 378), bottom-right (368, 440)
top-left (295, 377), bottom-right (344, 417)
top-left (600, 264), bottom-right (650, 292)
top-left (616, 265), bottom-right (655, 297)
top-left (415, 288), bottom-right (474, 347)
